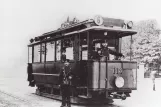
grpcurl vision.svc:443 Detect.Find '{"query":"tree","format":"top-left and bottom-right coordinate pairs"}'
top-left (122, 19), bottom-right (161, 63)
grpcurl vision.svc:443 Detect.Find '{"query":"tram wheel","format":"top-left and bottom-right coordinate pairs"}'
top-left (36, 88), bottom-right (41, 96)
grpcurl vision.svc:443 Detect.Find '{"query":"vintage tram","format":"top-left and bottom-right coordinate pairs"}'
top-left (27, 15), bottom-right (137, 104)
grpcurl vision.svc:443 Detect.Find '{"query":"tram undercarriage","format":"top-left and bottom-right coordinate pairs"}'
top-left (34, 83), bottom-right (132, 104)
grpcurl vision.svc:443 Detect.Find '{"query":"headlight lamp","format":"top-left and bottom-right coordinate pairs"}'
top-left (115, 76), bottom-right (124, 88)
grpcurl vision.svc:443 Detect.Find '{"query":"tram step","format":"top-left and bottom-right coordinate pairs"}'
top-left (78, 95), bottom-right (89, 99)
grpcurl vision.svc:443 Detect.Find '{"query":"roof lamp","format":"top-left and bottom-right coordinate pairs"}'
top-left (30, 38), bottom-right (34, 43)
top-left (94, 15), bottom-right (104, 25)
top-left (127, 21), bottom-right (133, 29)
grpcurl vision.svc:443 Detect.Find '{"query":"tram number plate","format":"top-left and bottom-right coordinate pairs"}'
top-left (112, 67), bottom-right (123, 74)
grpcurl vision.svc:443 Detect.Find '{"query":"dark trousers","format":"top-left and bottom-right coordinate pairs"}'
top-left (152, 79), bottom-right (155, 91)
top-left (61, 84), bottom-right (71, 107)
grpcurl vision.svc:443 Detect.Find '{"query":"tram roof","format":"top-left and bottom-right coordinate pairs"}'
top-left (37, 18), bottom-right (137, 39)
top-left (29, 26), bottom-right (137, 45)
top-left (39, 24), bottom-right (137, 39)
top-left (64, 26), bottom-right (137, 36)
top-left (29, 16), bottom-right (137, 45)
top-left (40, 19), bottom-right (93, 38)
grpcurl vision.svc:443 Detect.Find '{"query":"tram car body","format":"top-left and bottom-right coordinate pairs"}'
top-left (27, 15), bottom-right (137, 104)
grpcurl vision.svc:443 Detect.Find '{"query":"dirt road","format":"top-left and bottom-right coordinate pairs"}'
top-left (0, 77), bottom-right (161, 107)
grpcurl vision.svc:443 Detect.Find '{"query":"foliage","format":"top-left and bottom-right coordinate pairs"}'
top-left (122, 19), bottom-right (161, 63)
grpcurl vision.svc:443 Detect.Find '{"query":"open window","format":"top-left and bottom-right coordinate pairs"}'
top-left (28, 46), bottom-right (32, 63)
top-left (80, 32), bottom-right (88, 60)
top-left (61, 36), bottom-right (74, 61)
top-left (56, 40), bottom-right (61, 61)
top-left (89, 30), bottom-right (120, 60)
top-left (46, 41), bottom-right (55, 61)
top-left (34, 44), bottom-right (41, 62)
top-left (41, 43), bottom-right (45, 62)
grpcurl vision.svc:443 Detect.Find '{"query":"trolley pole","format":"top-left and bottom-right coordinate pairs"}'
top-left (130, 35), bottom-right (132, 61)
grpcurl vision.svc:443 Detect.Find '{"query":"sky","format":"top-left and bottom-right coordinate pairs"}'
top-left (1, 0), bottom-right (161, 73)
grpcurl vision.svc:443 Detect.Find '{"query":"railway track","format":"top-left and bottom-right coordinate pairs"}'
top-left (0, 90), bottom-right (31, 102)
top-left (0, 89), bottom-right (41, 107)
top-left (34, 90), bottom-right (114, 106)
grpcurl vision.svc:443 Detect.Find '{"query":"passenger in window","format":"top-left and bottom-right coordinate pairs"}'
top-left (91, 46), bottom-right (100, 60)
top-left (108, 48), bottom-right (124, 58)
top-left (99, 42), bottom-right (124, 61)
top-left (90, 42), bottom-right (108, 61)
top-left (100, 42), bottom-right (109, 61)
top-left (61, 48), bottom-right (66, 62)
top-left (91, 51), bottom-right (99, 60)
top-left (101, 42), bottom-right (109, 57)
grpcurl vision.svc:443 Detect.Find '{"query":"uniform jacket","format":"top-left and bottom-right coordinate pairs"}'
top-left (59, 65), bottom-right (74, 86)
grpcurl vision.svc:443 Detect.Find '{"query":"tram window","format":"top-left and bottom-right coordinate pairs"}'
top-left (34, 44), bottom-right (41, 62)
top-left (108, 47), bottom-right (116, 60)
top-left (62, 37), bottom-right (74, 60)
top-left (90, 31), bottom-right (121, 60)
top-left (41, 43), bottom-right (45, 62)
top-left (121, 36), bottom-right (131, 61)
top-left (80, 33), bottom-right (88, 60)
top-left (56, 40), bottom-right (61, 61)
top-left (82, 45), bottom-right (88, 60)
top-left (28, 47), bottom-right (32, 63)
top-left (46, 41), bottom-right (55, 61)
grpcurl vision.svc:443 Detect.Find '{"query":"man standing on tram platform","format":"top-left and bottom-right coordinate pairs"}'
top-left (59, 59), bottom-right (73, 107)
top-left (98, 41), bottom-right (124, 61)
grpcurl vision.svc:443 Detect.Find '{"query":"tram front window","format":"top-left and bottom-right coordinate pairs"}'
top-left (90, 31), bottom-right (124, 61)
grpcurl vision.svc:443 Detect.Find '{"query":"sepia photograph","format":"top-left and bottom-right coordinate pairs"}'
top-left (1, 0), bottom-right (161, 107)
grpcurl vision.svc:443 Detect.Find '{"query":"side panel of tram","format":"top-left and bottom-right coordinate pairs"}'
top-left (32, 61), bottom-right (88, 87)
top-left (30, 60), bottom-right (137, 90)
top-left (88, 61), bottom-right (137, 90)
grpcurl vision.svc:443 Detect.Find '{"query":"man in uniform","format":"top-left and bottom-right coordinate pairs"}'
top-left (59, 59), bottom-right (73, 107)
top-left (61, 49), bottom-right (66, 62)
top-left (98, 41), bottom-right (124, 61)
top-left (150, 69), bottom-right (157, 91)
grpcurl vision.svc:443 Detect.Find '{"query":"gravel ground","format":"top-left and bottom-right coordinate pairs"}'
top-left (0, 77), bottom-right (161, 107)
top-left (0, 90), bottom-right (35, 107)
top-left (113, 78), bottom-right (161, 107)
top-left (0, 77), bottom-right (60, 107)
